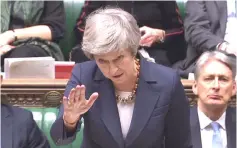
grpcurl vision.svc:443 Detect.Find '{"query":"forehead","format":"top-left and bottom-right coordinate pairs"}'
top-left (94, 49), bottom-right (130, 60)
top-left (199, 60), bottom-right (233, 77)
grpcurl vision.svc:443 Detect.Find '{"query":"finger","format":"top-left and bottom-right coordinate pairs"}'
top-left (146, 37), bottom-right (157, 47)
top-left (74, 85), bottom-right (81, 102)
top-left (68, 88), bottom-right (76, 103)
top-left (0, 45), bottom-right (11, 53)
top-left (141, 32), bottom-right (151, 41)
top-left (62, 96), bottom-right (69, 109)
top-left (9, 45), bottom-right (15, 49)
top-left (139, 26), bottom-right (146, 32)
top-left (87, 92), bottom-right (99, 106)
top-left (143, 36), bottom-right (154, 43)
top-left (140, 36), bottom-right (154, 46)
top-left (80, 85), bottom-right (86, 101)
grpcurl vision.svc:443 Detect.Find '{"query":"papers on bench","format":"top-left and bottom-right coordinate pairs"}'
top-left (4, 57), bottom-right (55, 79)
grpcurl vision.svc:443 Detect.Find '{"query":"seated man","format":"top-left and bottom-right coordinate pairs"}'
top-left (1, 103), bottom-right (51, 148)
top-left (190, 50), bottom-right (236, 148)
top-left (1, 76), bottom-right (50, 148)
top-left (176, 1), bottom-right (237, 78)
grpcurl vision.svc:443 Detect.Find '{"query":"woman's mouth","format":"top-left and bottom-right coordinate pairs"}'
top-left (113, 73), bottom-right (123, 78)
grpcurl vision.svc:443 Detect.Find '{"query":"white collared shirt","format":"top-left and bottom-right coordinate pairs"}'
top-left (197, 107), bottom-right (227, 148)
top-left (224, 0), bottom-right (237, 47)
top-left (116, 91), bottom-right (135, 139)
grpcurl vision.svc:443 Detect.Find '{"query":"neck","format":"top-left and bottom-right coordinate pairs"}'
top-left (114, 74), bottom-right (137, 92)
top-left (198, 101), bottom-right (227, 121)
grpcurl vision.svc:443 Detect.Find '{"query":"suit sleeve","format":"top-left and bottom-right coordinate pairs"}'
top-left (164, 73), bottom-right (192, 148)
top-left (50, 64), bottom-right (83, 146)
top-left (184, 1), bottom-right (224, 53)
top-left (40, 1), bottom-right (66, 42)
top-left (160, 1), bottom-right (184, 41)
top-left (26, 112), bottom-right (50, 148)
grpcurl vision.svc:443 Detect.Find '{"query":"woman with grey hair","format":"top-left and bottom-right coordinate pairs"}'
top-left (51, 8), bottom-right (192, 148)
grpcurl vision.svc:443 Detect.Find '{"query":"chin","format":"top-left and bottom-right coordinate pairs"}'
top-left (112, 78), bottom-right (124, 84)
top-left (207, 101), bottom-right (226, 109)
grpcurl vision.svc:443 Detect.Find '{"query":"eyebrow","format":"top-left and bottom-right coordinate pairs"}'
top-left (99, 55), bottom-right (122, 62)
top-left (204, 74), bottom-right (231, 78)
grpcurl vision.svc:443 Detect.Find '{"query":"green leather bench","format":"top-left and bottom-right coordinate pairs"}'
top-left (26, 1), bottom-right (187, 147)
top-left (26, 107), bottom-right (84, 148)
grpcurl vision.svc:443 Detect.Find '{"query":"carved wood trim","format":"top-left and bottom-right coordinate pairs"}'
top-left (1, 79), bottom-right (235, 107)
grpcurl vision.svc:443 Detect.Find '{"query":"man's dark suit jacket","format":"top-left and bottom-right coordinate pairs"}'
top-left (50, 56), bottom-right (192, 148)
top-left (1, 104), bottom-right (50, 148)
top-left (179, 1), bottom-right (228, 76)
top-left (190, 106), bottom-right (236, 148)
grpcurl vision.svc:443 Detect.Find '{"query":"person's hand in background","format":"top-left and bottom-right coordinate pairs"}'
top-left (0, 44), bottom-right (15, 56)
top-left (0, 31), bottom-right (15, 47)
top-left (139, 26), bottom-right (165, 47)
top-left (218, 42), bottom-right (237, 56)
top-left (226, 44), bottom-right (237, 56)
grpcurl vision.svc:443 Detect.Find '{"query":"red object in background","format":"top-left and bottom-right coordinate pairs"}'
top-left (55, 62), bottom-right (75, 79)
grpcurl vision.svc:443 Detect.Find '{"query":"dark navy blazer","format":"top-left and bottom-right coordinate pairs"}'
top-left (50, 56), bottom-right (192, 148)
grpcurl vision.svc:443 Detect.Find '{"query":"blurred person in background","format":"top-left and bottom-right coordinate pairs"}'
top-left (0, 1), bottom-right (66, 71)
top-left (1, 76), bottom-right (50, 148)
top-left (71, 1), bottom-right (186, 67)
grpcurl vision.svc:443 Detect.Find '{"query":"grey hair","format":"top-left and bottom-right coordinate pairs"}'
top-left (194, 50), bottom-right (236, 80)
top-left (81, 7), bottom-right (141, 59)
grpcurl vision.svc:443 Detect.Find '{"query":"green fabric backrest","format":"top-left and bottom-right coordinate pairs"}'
top-left (59, 0), bottom-right (85, 60)
top-left (176, 0), bottom-right (186, 19)
top-left (26, 108), bottom-right (84, 148)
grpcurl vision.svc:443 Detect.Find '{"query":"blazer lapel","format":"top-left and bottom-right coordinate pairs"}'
top-left (1, 105), bottom-right (13, 148)
top-left (226, 107), bottom-right (236, 148)
top-left (190, 106), bottom-right (202, 148)
top-left (94, 70), bottom-right (124, 148)
top-left (215, 1), bottom-right (227, 38)
top-left (125, 58), bottom-right (160, 147)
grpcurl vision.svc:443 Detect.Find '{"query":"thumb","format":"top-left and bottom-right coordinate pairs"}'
top-left (87, 92), bottom-right (99, 106)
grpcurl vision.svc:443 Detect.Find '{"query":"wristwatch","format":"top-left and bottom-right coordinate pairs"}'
top-left (156, 30), bottom-right (165, 43)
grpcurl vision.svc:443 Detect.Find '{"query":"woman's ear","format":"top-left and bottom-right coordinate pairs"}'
top-left (192, 81), bottom-right (198, 95)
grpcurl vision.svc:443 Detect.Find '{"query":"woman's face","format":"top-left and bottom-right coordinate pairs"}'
top-left (94, 49), bottom-right (137, 85)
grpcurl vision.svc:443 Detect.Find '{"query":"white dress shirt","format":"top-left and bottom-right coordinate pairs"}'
top-left (224, 0), bottom-right (237, 47)
top-left (197, 107), bottom-right (227, 148)
top-left (116, 91), bottom-right (135, 139)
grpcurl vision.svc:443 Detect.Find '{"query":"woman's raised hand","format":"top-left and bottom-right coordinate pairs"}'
top-left (63, 85), bottom-right (98, 126)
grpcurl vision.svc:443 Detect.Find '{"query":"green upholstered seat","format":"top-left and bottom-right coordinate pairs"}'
top-left (26, 108), bottom-right (84, 148)
top-left (59, 0), bottom-right (85, 60)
